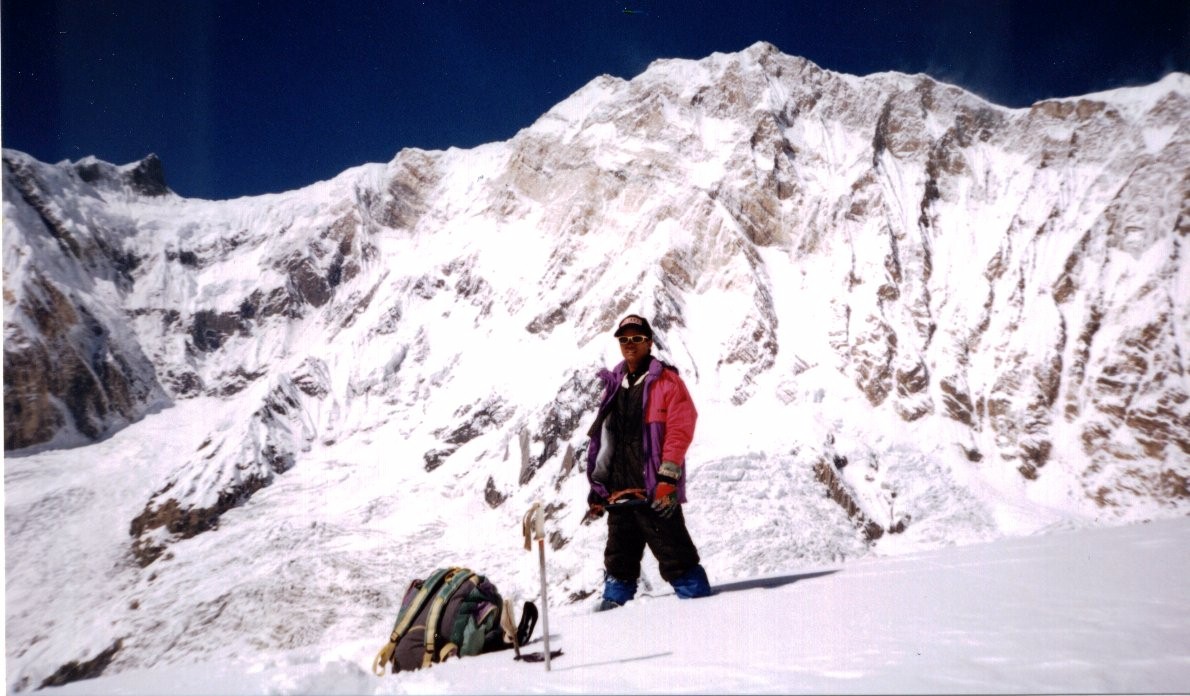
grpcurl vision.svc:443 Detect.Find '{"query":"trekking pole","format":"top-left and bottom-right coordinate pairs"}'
top-left (523, 502), bottom-right (553, 671)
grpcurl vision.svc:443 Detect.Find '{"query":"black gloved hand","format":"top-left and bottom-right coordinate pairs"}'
top-left (584, 490), bottom-right (607, 523)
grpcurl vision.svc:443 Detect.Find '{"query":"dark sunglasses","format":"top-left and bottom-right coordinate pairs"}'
top-left (618, 335), bottom-right (649, 345)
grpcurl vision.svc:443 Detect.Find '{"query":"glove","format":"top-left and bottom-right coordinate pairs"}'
top-left (584, 490), bottom-right (606, 523)
top-left (651, 461), bottom-right (681, 518)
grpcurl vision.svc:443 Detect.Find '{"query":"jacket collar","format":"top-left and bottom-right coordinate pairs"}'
top-left (599, 354), bottom-right (660, 387)
top-left (613, 354), bottom-right (656, 382)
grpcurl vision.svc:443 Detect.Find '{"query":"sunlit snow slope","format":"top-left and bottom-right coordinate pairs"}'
top-left (37, 517), bottom-right (1190, 694)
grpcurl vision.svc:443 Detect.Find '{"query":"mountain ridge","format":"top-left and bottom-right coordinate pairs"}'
top-left (4, 43), bottom-right (1188, 688)
top-left (6, 41), bottom-right (1186, 541)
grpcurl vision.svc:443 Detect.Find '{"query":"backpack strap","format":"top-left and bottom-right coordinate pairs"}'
top-left (372, 567), bottom-right (457, 676)
top-left (517, 601), bottom-right (538, 647)
top-left (500, 599), bottom-right (521, 658)
top-left (421, 568), bottom-right (476, 668)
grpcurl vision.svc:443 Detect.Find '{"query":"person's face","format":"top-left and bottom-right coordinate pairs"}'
top-left (618, 329), bottom-right (652, 366)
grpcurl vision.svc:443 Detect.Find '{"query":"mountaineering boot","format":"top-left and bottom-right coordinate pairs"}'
top-left (596, 574), bottom-right (638, 611)
top-left (670, 564), bottom-right (712, 599)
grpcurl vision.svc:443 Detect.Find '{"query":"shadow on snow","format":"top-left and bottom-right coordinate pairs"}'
top-left (711, 569), bottom-right (840, 595)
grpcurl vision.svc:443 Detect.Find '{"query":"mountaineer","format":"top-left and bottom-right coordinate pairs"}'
top-left (585, 314), bottom-right (712, 610)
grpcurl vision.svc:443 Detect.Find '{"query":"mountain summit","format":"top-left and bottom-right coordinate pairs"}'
top-left (3, 43), bottom-right (1187, 687)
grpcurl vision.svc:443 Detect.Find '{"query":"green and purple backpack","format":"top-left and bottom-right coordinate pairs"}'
top-left (372, 567), bottom-right (537, 674)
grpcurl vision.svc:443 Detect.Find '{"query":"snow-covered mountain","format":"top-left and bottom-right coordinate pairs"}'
top-left (4, 42), bottom-right (1188, 690)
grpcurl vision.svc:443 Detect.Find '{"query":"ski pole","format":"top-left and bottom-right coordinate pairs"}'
top-left (523, 502), bottom-right (552, 671)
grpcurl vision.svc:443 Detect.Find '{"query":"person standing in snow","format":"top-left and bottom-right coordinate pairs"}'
top-left (584, 314), bottom-right (711, 610)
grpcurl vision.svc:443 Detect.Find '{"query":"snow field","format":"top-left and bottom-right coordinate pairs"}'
top-left (34, 516), bottom-right (1190, 695)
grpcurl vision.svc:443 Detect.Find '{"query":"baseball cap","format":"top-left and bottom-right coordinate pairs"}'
top-left (613, 314), bottom-right (653, 338)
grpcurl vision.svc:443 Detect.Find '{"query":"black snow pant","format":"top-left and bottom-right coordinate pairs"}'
top-left (604, 504), bottom-right (701, 584)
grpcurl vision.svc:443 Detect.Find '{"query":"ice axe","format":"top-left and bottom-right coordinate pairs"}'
top-left (521, 502), bottom-right (557, 670)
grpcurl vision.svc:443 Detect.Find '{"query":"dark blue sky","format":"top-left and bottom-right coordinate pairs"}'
top-left (3, 0), bottom-right (1187, 200)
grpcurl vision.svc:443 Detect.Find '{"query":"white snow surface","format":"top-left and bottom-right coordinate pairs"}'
top-left (22, 494), bottom-right (1190, 695)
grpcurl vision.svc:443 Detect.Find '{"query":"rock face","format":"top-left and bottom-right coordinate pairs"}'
top-left (3, 156), bottom-right (167, 450)
top-left (3, 42), bottom-right (1187, 564)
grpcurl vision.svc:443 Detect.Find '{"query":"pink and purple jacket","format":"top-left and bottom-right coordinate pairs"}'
top-left (586, 358), bottom-right (698, 503)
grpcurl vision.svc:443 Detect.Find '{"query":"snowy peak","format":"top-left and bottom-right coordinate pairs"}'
top-left (71, 153), bottom-right (172, 197)
top-left (7, 150), bottom-right (175, 200)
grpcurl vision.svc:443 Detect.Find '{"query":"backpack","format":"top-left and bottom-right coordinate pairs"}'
top-left (372, 567), bottom-right (537, 674)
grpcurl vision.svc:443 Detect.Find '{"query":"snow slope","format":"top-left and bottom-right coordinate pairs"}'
top-left (38, 517), bottom-right (1190, 695)
top-left (6, 393), bottom-right (1188, 693)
